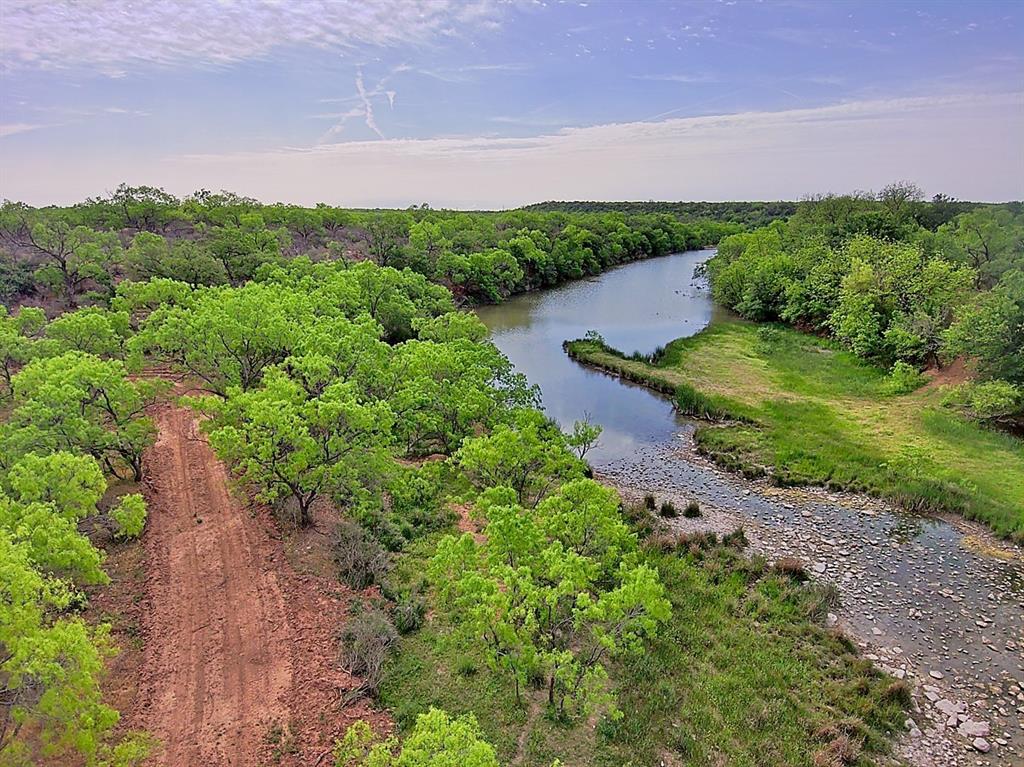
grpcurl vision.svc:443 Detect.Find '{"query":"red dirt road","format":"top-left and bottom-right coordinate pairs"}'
top-left (134, 404), bottom-right (384, 765)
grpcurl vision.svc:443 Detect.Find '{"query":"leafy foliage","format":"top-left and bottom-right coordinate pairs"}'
top-left (431, 479), bottom-right (671, 716)
top-left (2, 352), bottom-right (161, 481)
top-left (0, 451), bottom-right (149, 764)
top-left (334, 709), bottom-right (499, 767)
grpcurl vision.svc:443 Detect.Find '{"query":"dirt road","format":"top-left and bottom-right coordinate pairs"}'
top-left (134, 405), bottom-right (382, 765)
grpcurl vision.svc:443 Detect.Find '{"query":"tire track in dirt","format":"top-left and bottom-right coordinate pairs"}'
top-left (134, 404), bottom-right (387, 765)
top-left (138, 405), bottom-right (292, 765)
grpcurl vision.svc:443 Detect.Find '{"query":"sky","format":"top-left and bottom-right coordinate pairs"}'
top-left (1, 0), bottom-right (1022, 207)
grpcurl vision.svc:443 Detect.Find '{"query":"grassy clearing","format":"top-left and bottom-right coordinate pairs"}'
top-left (379, 525), bottom-right (906, 767)
top-left (565, 321), bottom-right (1024, 543)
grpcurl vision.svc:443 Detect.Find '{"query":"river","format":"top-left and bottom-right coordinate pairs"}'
top-left (477, 249), bottom-right (1024, 766)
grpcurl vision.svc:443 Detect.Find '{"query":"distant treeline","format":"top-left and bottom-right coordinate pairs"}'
top-left (0, 186), bottom-right (744, 309)
top-left (523, 200), bottom-right (799, 227)
top-left (523, 195), bottom-right (1016, 230)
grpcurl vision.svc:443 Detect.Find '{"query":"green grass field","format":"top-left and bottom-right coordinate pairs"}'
top-left (379, 530), bottom-right (906, 767)
top-left (565, 320), bottom-right (1024, 542)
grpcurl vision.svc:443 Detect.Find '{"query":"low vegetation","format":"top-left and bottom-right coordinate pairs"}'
top-left (379, 514), bottom-right (907, 766)
top-left (0, 185), bottom-right (739, 310)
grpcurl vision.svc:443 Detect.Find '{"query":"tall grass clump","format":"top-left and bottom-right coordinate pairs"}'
top-left (675, 383), bottom-right (731, 420)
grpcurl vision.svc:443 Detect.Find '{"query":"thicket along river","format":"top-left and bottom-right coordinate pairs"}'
top-left (476, 249), bottom-right (1024, 766)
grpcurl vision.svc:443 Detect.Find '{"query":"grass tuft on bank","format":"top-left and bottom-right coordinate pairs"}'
top-left (564, 320), bottom-right (1024, 542)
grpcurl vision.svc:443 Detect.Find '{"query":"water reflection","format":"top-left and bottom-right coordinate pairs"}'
top-left (477, 250), bottom-right (721, 466)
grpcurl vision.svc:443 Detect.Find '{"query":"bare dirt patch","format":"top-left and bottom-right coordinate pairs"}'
top-left (922, 356), bottom-right (972, 391)
top-left (125, 404), bottom-right (389, 766)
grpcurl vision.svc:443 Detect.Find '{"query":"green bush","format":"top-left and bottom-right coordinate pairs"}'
top-left (393, 594), bottom-right (427, 634)
top-left (943, 380), bottom-right (1023, 423)
top-left (338, 607), bottom-right (398, 697)
top-left (683, 501), bottom-right (701, 518)
top-left (333, 520), bottom-right (390, 589)
top-left (882, 361), bottom-right (926, 395)
top-left (110, 494), bottom-right (148, 539)
top-left (675, 383), bottom-right (731, 420)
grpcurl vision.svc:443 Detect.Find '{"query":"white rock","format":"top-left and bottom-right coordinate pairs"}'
top-left (935, 699), bottom-right (965, 716)
top-left (958, 720), bottom-right (990, 738)
top-left (972, 737), bottom-right (991, 753)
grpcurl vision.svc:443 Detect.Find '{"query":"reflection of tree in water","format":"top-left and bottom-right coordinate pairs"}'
top-left (887, 513), bottom-right (925, 544)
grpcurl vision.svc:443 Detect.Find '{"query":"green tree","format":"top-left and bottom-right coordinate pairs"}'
top-left (364, 212), bottom-right (410, 268)
top-left (133, 281), bottom-right (314, 395)
top-left (11, 216), bottom-right (122, 304)
top-left (125, 231), bottom-right (227, 287)
top-left (944, 270), bottom-right (1024, 384)
top-left (201, 369), bottom-right (395, 526)
top-left (456, 409), bottom-right (582, 506)
top-left (45, 307), bottom-right (131, 358)
top-left (0, 529), bottom-right (117, 763)
top-left (389, 341), bottom-right (535, 457)
top-left (0, 306), bottom-right (49, 396)
top-left (431, 479), bottom-right (670, 715)
top-left (3, 353), bottom-right (161, 480)
top-left (938, 208), bottom-right (1024, 288)
top-left (206, 218), bottom-right (287, 283)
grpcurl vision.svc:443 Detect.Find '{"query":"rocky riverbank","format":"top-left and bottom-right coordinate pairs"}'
top-left (602, 427), bottom-right (1024, 767)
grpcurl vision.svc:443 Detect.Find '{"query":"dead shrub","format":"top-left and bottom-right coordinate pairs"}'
top-left (333, 519), bottom-right (390, 589)
top-left (338, 607), bottom-right (398, 697)
top-left (812, 734), bottom-right (862, 767)
top-left (773, 556), bottom-right (808, 582)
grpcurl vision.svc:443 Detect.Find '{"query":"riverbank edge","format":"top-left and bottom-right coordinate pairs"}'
top-left (561, 331), bottom-right (1024, 545)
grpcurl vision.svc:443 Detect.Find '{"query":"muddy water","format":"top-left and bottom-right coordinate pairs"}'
top-left (477, 250), bottom-right (1024, 765)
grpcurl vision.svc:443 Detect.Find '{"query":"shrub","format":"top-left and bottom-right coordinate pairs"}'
top-left (755, 324), bottom-right (784, 350)
top-left (658, 500), bottom-right (678, 518)
top-left (943, 380), bottom-right (1023, 423)
top-left (110, 494), bottom-right (148, 539)
top-left (622, 502), bottom-right (656, 538)
top-left (675, 383), bottom-right (731, 420)
top-left (333, 520), bottom-right (390, 590)
top-left (881, 680), bottom-right (912, 707)
top-left (803, 582), bottom-right (840, 622)
top-left (683, 500), bottom-right (701, 518)
top-left (338, 607), bottom-right (398, 696)
top-left (674, 531), bottom-right (719, 554)
top-left (392, 594), bottom-right (426, 634)
top-left (882, 361), bottom-right (926, 395)
top-left (643, 494), bottom-right (656, 510)
top-left (722, 527), bottom-right (748, 549)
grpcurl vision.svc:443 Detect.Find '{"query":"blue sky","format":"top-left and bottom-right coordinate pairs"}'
top-left (1, 0), bottom-right (1022, 206)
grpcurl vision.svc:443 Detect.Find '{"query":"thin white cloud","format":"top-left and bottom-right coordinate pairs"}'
top-left (631, 73), bottom-right (717, 83)
top-left (3, 92), bottom-right (1021, 205)
top-left (0, 122), bottom-right (44, 138)
top-left (1, 0), bottom-right (512, 74)
top-left (354, 69), bottom-right (382, 138)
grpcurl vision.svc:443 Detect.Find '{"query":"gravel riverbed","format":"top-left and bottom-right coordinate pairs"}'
top-left (602, 428), bottom-right (1024, 767)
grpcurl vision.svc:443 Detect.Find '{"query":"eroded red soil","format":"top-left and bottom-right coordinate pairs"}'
top-left (127, 404), bottom-right (388, 766)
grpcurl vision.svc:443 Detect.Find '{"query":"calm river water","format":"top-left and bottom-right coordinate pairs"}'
top-left (477, 250), bottom-right (1024, 765)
